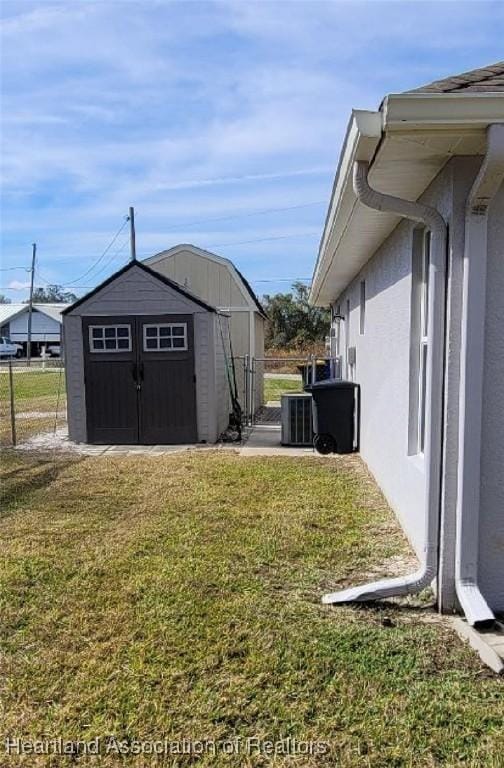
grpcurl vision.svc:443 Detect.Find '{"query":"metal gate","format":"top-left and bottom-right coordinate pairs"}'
top-left (235, 354), bottom-right (342, 426)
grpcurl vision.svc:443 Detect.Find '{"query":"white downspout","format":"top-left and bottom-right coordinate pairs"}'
top-left (323, 160), bottom-right (447, 604)
top-left (455, 124), bottom-right (504, 628)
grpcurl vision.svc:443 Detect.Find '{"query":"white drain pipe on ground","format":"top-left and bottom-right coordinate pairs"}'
top-left (455, 124), bottom-right (504, 628)
top-left (323, 160), bottom-right (447, 605)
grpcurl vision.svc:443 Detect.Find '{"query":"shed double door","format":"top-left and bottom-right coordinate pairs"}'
top-left (83, 315), bottom-right (197, 444)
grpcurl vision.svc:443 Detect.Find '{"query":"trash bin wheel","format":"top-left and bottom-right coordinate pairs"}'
top-left (313, 433), bottom-right (336, 455)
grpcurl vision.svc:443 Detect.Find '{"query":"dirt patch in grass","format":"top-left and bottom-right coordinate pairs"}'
top-left (0, 451), bottom-right (502, 767)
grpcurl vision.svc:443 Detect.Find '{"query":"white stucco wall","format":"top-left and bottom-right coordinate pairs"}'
top-left (479, 180), bottom-right (504, 611)
top-left (331, 163), bottom-right (454, 558)
top-left (329, 156), bottom-right (504, 613)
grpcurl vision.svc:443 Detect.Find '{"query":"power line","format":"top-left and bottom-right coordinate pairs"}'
top-left (42, 199), bottom-right (325, 268)
top-left (58, 236), bottom-right (131, 291)
top-left (0, 266), bottom-right (30, 272)
top-left (35, 233), bottom-right (130, 290)
top-left (160, 200), bottom-right (325, 231)
top-left (134, 230), bottom-right (320, 259)
top-left (250, 277), bottom-right (311, 283)
top-left (87, 236), bottom-right (130, 283)
top-left (58, 217), bottom-right (129, 286)
top-left (35, 268), bottom-right (54, 285)
top-left (207, 231), bottom-right (320, 249)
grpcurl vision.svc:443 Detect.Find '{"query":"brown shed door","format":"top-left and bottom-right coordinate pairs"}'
top-left (137, 314), bottom-right (197, 444)
top-left (83, 315), bottom-right (197, 445)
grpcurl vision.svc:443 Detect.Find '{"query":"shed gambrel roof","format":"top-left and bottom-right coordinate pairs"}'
top-left (408, 61), bottom-right (504, 93)
top-left (62, 260), bottom-right (218, 315)
top-left (144, 244), bottom-right (267, 317)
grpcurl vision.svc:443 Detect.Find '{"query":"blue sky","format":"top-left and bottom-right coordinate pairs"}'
top-left (1, 0), bottom-right (503, 301)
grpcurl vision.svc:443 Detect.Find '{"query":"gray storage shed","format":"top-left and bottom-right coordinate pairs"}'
top-left (62, 260), bottom-right (231, 445)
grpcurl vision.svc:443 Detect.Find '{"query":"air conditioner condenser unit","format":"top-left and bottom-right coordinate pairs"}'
top-left (281, 393), bottom-right (313, 447)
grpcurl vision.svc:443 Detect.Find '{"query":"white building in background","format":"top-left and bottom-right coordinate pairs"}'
top-left (0, 303), bottom-right (69, 355)
top-left (310, 63), bottom-right (504, 629)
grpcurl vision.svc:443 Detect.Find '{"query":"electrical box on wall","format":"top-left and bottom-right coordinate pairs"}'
top-left (348, 346), bottom-right (356, 366)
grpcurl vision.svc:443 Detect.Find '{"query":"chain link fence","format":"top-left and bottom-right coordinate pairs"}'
top-left (0, 359), bottom-right (67, 448)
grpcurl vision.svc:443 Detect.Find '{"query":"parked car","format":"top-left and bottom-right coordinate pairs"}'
top-left (0, 337), bottom-right (23, 358)
top-left (45, 344), bottom-right (61, 358)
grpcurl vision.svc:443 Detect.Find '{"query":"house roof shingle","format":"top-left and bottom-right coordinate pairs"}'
top-left (408, 61), bottom-right (504, 93)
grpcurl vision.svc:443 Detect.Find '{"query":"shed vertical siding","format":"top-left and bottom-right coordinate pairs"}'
top-left (254, 311), bottom-right (265, 409)
top-left (146, 248), bottom-right (265, 410)
top-left (214, 314), bottom-right (232, 438)
top-left (228, 311), bottom-right (250, 409)
top-left (63, 315), bottom-right (87, 442)
top-left (150, 250), bottom-right (249, 309)
top-left (194, 311), bottom-right (212, 442)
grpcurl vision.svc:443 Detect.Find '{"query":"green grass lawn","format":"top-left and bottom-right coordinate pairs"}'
top-left (0, 451), bottom-right (502, 767)
top-left (0, 368), bottom-right (66, 445)
top-left (9, 368), bottom-right (65, 401)
top-left (264, 376), bottom-right (303, 403)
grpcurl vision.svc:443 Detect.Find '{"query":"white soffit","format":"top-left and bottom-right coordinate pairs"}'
top-left (311, 94), bottom-right (504, 306)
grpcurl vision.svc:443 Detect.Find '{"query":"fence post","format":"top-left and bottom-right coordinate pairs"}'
top-left (244, 354), bottom-right (249, 426)
top-left (250, 357), bottom-right (256, 425)
top-left (8, 360), bottom-right (16, 447)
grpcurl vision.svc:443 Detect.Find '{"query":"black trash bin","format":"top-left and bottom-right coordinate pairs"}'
top-left (305, 379), bottom-right (359, 455)
top-left (297, 360), bottom-right (331, 388)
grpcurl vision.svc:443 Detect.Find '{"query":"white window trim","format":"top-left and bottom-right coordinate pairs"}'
top-left (359, 280), bottom-right (366, 336)
top-left (142, 323), bottom-right (188, 352)
top-left (88, 324), bottom-right (132, 353)
top-left (417, 231), bottom-right (430, 454)
top-left (408, 228), bottom-right (431, 457)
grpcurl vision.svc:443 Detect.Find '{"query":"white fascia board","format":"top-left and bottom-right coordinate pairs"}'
top-left (383, 93), bottom-right (504, 130)
top-left (310, 92), bottom-right (504, 307)
top-left (310, 109), bottom-right (382, 306)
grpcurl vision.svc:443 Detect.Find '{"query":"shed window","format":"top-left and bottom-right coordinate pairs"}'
top-left (89, 325), bottom-right (131, 352)
top-left (143, 323), bottom-right (188, 351)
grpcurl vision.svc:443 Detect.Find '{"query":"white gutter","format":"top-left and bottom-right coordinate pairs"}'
top-left (310, 110), bottom-right (382, 305)
top-left (455, 124), bottom-right (504, 628)
top-left (383, 93), bottom-right (504, 130)
top-left (323, 160), bottom-right (447, 605)
top-left (312, 93), bottom-right (504, 308)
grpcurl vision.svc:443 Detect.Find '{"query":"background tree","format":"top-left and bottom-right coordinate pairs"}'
top-left (0, 294), bottom-right (12, 304)
top-left (26, 285), bottom-right (77, 303)
top-left (262, 281), bottom-right (330, 350)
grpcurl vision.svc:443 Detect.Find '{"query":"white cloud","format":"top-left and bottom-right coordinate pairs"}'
top-left (1, 0), bottom-right (503, 290)
top-left (7, 279), bottom-right (32, 290)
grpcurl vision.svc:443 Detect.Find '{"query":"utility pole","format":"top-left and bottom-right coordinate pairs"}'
top-left (129, 206), bottom-right (136, 261)
top-left (26, 242), bottom-right (36, 366)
